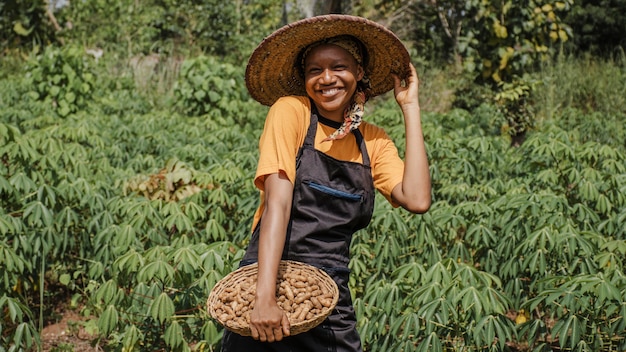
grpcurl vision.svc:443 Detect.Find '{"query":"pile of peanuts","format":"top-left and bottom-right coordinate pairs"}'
top-left (213, 266), bottom-right (335, 331)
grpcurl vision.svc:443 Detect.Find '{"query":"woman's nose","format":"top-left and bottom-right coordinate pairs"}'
top-left (319, 69), bottom-right (335, 84)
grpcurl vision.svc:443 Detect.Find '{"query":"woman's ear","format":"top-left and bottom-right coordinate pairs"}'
top-left (356, 65), bottom-right (365, 81)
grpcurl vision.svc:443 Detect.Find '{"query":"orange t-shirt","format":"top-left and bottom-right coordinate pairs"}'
top-left (251, 96), bottom-right (404, 230)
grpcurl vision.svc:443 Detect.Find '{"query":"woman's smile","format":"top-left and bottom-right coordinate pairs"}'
top-left (320, 87), bottom-right (342, 96)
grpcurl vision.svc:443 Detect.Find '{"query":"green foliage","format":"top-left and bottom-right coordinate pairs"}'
top-left (0, 0), bottom-right (57, 51)
top-left (357, 93), bottom-right (626, 350)
top-left (0, 295), bottom-right (41, 351)
top-left (58, 0), bottom-right (283, 59)
top-left (25, 45), bottom-right (97, 117)
top-left (173, 56), bottom-right (250, 119)
top-left (495, 79), bottom-right (535, 145)
top-left (563, 0), bottom-right (626, 57)
top-left (465, 0), bottom-right (574, 83)
top-left (536, 54), bottom-right (626, 118)
top-left (0, 47), bottom-right (265, 349)
top-left (375, 0), bottom-right (574, 84)
top-left (379, 0), bottom-right (577, 143)
top-left (1, 3), bottom-right (626, 350)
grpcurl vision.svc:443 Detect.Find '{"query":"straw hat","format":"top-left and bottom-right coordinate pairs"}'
top-left (245, 14), bottom-right (411, 106)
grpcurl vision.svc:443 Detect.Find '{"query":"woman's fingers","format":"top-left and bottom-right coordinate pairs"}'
top-left (393, 63), bottom-right (420, 107)
top-left (272, 327), bottom-right (283, 342)
top-left (281, 313), bottom-right (291, 337)
top-left (250, 324), bottom-right (260, 341)
top-left (250, 312), bottom-right (290, 342)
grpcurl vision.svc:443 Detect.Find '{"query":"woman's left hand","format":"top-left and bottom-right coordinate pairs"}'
top-left (393, 63), bottom-right (420, 110)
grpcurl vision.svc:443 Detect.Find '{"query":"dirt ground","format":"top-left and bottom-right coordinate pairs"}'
top-left (40, 309), bottom-right (100, 352)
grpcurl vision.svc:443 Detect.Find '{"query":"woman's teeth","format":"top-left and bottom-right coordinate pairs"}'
top-left (322, 88), bottom-right (339, 95)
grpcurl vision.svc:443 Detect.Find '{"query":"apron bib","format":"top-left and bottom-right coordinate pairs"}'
top-left (222, 104), bottom-right (375, 352)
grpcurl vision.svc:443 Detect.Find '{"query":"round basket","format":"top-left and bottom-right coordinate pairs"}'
top-left (207, 260), bottom-right (339, 336)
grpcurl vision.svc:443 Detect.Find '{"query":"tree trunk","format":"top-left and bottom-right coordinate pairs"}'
top-left (510, 131), bottom-right (526, 148)
top-left (297, 0), bottom-right (349, 17)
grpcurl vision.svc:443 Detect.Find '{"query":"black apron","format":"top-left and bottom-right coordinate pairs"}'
top-left (222, 104), bottom-right (375, 352)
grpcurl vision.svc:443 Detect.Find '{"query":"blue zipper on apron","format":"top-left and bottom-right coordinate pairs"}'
top-left (303, 180), bottom-right (363, 202)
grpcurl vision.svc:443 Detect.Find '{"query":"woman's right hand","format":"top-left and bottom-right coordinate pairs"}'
top-left (249, 297), bottom-right (290, 342)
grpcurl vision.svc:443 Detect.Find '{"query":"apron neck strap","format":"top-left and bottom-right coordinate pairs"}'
top-left (306, 100), bottom-right (371, 166)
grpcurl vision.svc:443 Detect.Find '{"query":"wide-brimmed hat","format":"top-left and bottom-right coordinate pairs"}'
top-left (245, 14), bottom-right (411, 106)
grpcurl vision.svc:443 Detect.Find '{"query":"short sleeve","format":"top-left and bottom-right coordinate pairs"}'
top-left (364, 124), bottom-right (404, 206)
top-left (254, 96), bottom-right (309, 191)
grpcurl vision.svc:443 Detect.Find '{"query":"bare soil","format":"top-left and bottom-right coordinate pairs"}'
top-left (40, 309), bottom-right (100, 352)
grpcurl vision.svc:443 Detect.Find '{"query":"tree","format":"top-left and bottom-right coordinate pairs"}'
top-left (396, 0), bottom-right (574, 145)
top-left (0, 0), bottom-right (59, 51)
top-left (564, 0), bottom-right (626, 57)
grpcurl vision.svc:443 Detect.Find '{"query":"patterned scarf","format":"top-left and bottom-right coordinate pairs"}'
top-left (322, 90), bottom-right (366, 142)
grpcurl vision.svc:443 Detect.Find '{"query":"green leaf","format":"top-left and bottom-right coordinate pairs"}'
top-left (59, 274), bottom-right (71, 286)
top-left (137, 259), bottom-right (175, 284)
top-left (193, 89), bottom-right (206, 100)
top-left (416, 332), bottom-right (443, 352)
top-left (98, 305), bottom-right (119, 336)
top-left (164, 320), bottom-right (184, 349)
top-left (50, 85), bottom-right (61, 97)
top-left (208, 91), bottom-right (220, 102)
top-left (94, 280), bottom-right (123, 306)
top-left (65, 91), bottom-right (76, 103)
top-left (13, 22), bottom-right (33, 36)
top-left (22, 201), bottom-right (54, 227)
top-left (0, 295), bottom-right (25, 323)
top-left (149, 292), bottom-right (175, 324)
top-left (457, 286), bottom-right (484, 318)
top-left (9, 172), bottom-right (37, 194)
top-left (0, 245), bottom-right (26, 272)
top-left (13, 322), bottom-right (35, 349)
top-left (114, 249), bottom-right (144, 274)
top-left (122, 324), bottom-right (142, 349)
top-left (171, 246), bottom-right (201, 273)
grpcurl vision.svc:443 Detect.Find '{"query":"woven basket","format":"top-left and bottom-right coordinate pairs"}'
top-left (207, 260), bottom-right (338, 336)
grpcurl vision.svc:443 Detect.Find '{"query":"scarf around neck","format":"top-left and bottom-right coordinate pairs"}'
top-left (322, 90), bottom-right (366, 142)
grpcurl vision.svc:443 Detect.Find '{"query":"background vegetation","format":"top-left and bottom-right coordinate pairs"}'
top-left (1, 0), bottom-right (625, 351)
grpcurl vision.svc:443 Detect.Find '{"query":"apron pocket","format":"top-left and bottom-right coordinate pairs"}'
top-left (303, 181), bottom-right (363, 202)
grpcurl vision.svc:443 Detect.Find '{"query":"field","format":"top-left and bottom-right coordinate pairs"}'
top-left (1, 46), bottom-right (625, 351)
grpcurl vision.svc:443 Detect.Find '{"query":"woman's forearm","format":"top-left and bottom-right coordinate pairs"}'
top-left (255, 172), bottom-right (294, 303)
top-left (396, 104), bottom-right (431, 213)
top-left (391, 64), bottom-right (432, 213)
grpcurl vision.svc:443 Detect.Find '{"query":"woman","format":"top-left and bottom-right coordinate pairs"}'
top-left (221, 14), bottom-right (431, 351)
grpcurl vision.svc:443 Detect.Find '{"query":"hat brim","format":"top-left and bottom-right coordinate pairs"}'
top-left (245, 14), bottom-right (411, 106)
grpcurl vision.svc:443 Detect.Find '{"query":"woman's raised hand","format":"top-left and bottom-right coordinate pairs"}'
top-left (393, 63), bottom-right (420, 111)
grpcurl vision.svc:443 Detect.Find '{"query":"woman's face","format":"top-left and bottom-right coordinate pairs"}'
top-left (303, 44), bottom-right (364, 121)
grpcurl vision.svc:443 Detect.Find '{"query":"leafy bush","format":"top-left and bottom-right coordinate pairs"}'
top-left (564, 0), bottom-right (626, 57)
top-left (58, 0), bottom-right (282, 59)
top-left (173, 56), bottom-right (249, 119)
top-left (25, 45), bottom-right (97, 117)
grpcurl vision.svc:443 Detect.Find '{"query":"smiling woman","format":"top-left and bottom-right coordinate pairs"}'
top-left (219, 14), bottom-right (431, 352)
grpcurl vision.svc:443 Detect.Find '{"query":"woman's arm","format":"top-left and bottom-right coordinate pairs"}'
top-left (390, 63), bottom-right (432, 214)
top-left (249, 172), bottom-right (293, 342)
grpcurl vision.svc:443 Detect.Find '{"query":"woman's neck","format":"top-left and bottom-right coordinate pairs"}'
top-left (310, 100), bottom-right (343, 127)
top-left (317, 114), bottom-right (342, 128)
